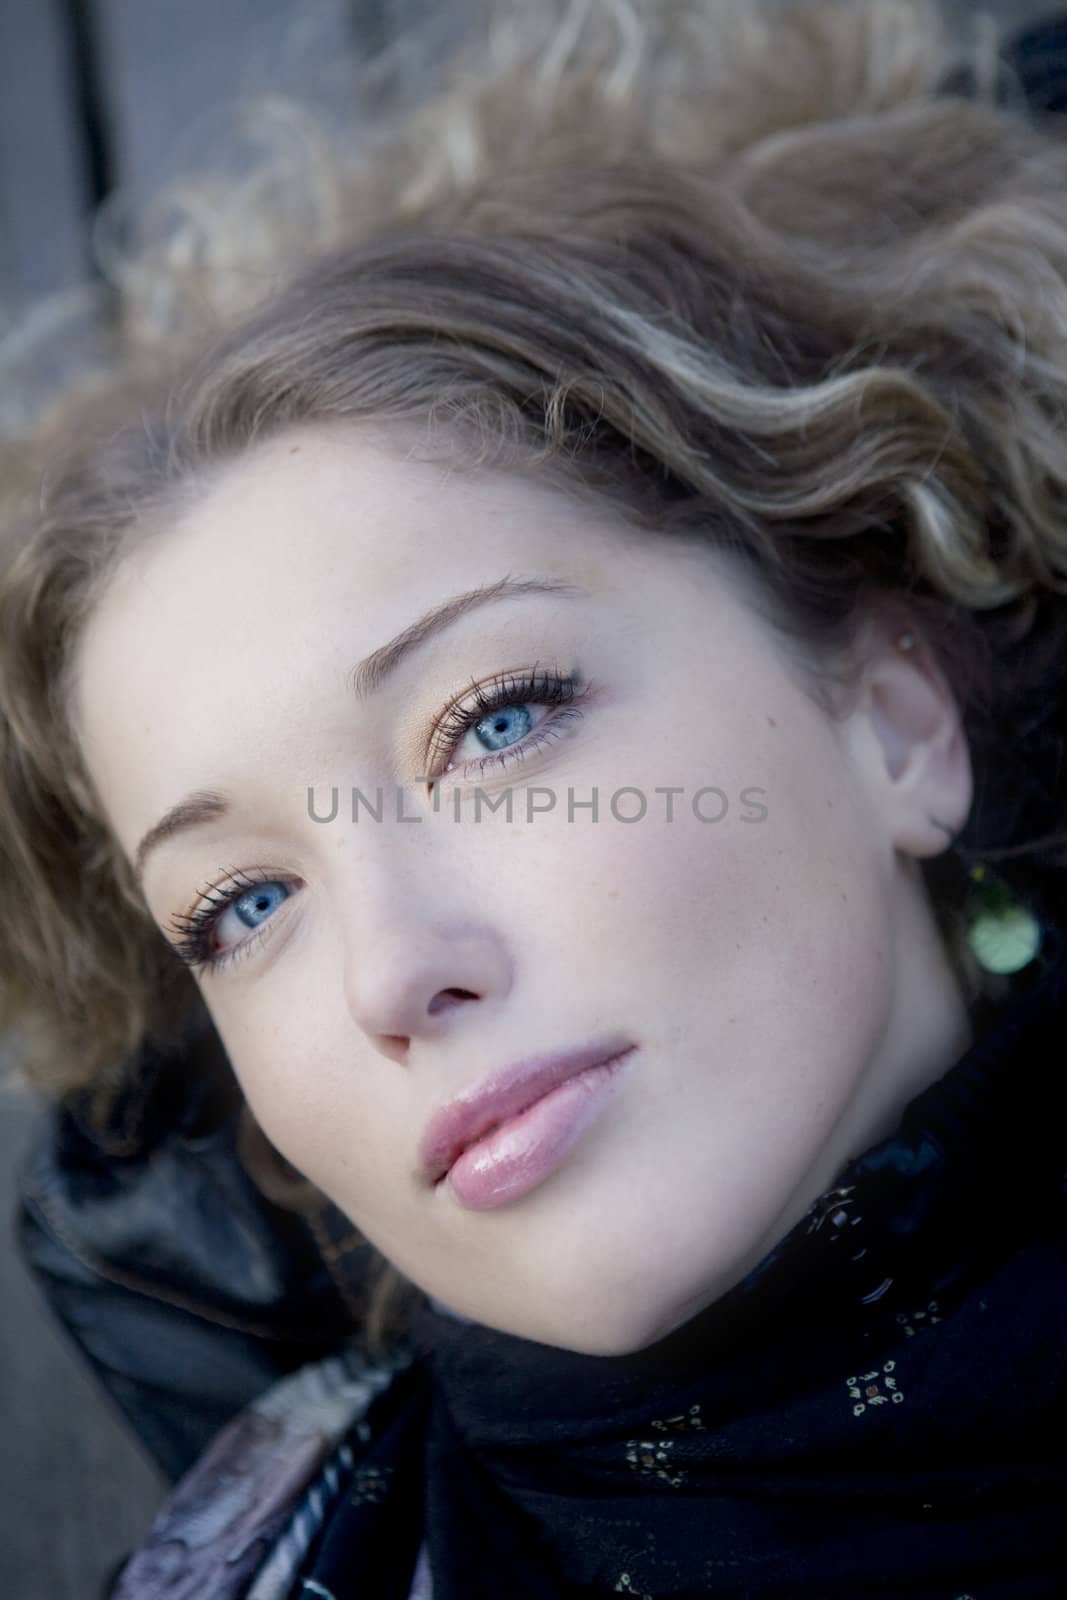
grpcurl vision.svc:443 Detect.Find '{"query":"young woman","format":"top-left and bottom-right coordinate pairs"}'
top-left (2, 2), bottom-right (1066, 1595)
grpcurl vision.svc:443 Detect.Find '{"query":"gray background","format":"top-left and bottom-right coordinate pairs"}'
top-left (0, 2), bottom-right (1058, 1597)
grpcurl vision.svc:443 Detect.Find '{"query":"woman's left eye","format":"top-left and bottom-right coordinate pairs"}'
top-left (429, 667), bottom-right (588, 782)
top-left (167, 869), bottom-right (299, 974)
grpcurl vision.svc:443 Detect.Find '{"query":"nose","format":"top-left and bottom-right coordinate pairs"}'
top-left (340, 889), bottom-right (511, 1062)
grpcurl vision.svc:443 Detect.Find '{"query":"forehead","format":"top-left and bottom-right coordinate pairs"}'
top-left (70, 424), bottom-right (632, 822)
top-left (78, 420), bottom-right (628, 679)
top-left (160, 420), bottom-right (623, 590)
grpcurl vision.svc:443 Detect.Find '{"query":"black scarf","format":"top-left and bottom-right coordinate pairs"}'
top-left (296, 922), bottom-right (1067, 1599)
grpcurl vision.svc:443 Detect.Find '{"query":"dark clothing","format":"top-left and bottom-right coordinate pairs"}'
top-left (15, 1021), bottom-right (370, 1486)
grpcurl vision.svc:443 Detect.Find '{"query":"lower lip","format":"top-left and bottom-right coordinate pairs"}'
top-left (440, 1051), bottom-right (632, 1211)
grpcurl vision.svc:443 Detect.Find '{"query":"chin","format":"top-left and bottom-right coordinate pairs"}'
top-left (507, 1284), bottom-right (711, 1358)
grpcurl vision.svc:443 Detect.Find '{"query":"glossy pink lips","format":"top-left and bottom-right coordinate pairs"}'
top-left (419, 1037), bottom-right (636, 1187)
top-left (441, 1053), bottom-right (630, 1209)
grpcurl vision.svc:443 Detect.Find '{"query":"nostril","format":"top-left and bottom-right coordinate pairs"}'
top-left (428, 988), bottom-right (477, 1014)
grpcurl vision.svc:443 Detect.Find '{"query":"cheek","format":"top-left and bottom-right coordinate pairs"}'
top-left (213, 969), bottom-right (434, 1224)
top-left (234, 1055), bottom-right (403, 1220)
top-left (205, 993), bottom-right (371, 1191)
top-left (518, 706), bottom-right (891, 1039)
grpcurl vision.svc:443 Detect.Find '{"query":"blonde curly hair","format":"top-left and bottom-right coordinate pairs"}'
top-left (2, 0), bottom-right (1067, 1356)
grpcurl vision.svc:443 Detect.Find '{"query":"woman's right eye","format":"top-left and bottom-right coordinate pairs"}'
top-left (167, 870), bottom-right (299, 974)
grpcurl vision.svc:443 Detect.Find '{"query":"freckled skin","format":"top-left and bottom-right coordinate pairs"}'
top-left (74, 419), bottom-right (976, 1355)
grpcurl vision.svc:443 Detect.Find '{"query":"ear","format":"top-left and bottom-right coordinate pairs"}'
top-left (843, 606), bottom-right (974, 861)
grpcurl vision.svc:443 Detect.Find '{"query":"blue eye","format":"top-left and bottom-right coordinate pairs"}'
top-left (168, 869), bottom-right (298, 974)
top-left (469, 702), bottom-right (532, 752)
top-left (432, 667), bottom-right (587, 782)
top-left (223, 880), bottom-right (289, 933)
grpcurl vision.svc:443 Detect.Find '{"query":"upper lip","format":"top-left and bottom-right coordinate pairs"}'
top-left (418, 1036), bottom-right (635, 1186)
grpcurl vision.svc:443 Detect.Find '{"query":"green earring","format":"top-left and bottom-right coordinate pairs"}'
top-left (899, 624), bottom-right (1044, 979)
top-left (963, 863), bottom-right (1043, 975)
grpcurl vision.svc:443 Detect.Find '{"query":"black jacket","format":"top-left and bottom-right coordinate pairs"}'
top-left (14, 1024), bottom-right (372, 1488)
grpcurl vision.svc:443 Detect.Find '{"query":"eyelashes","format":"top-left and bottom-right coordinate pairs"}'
top-left (166, 666), bottom-right (588, 974)
top-left (425, 664), bottom-right (585, 783)
top-left (166, 866), bottom-right (296, 975)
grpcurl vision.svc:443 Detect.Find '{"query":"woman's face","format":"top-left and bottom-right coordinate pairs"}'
top-left (74, 420), bottom-right (974, 1354)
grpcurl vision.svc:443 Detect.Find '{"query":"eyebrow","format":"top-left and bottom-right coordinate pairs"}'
top-left (135, 791), bottom-right (230, 887)
top-left (346, 575), bottom-right (587, 701)
top-left (134, 574), bottom-right (588, 885)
